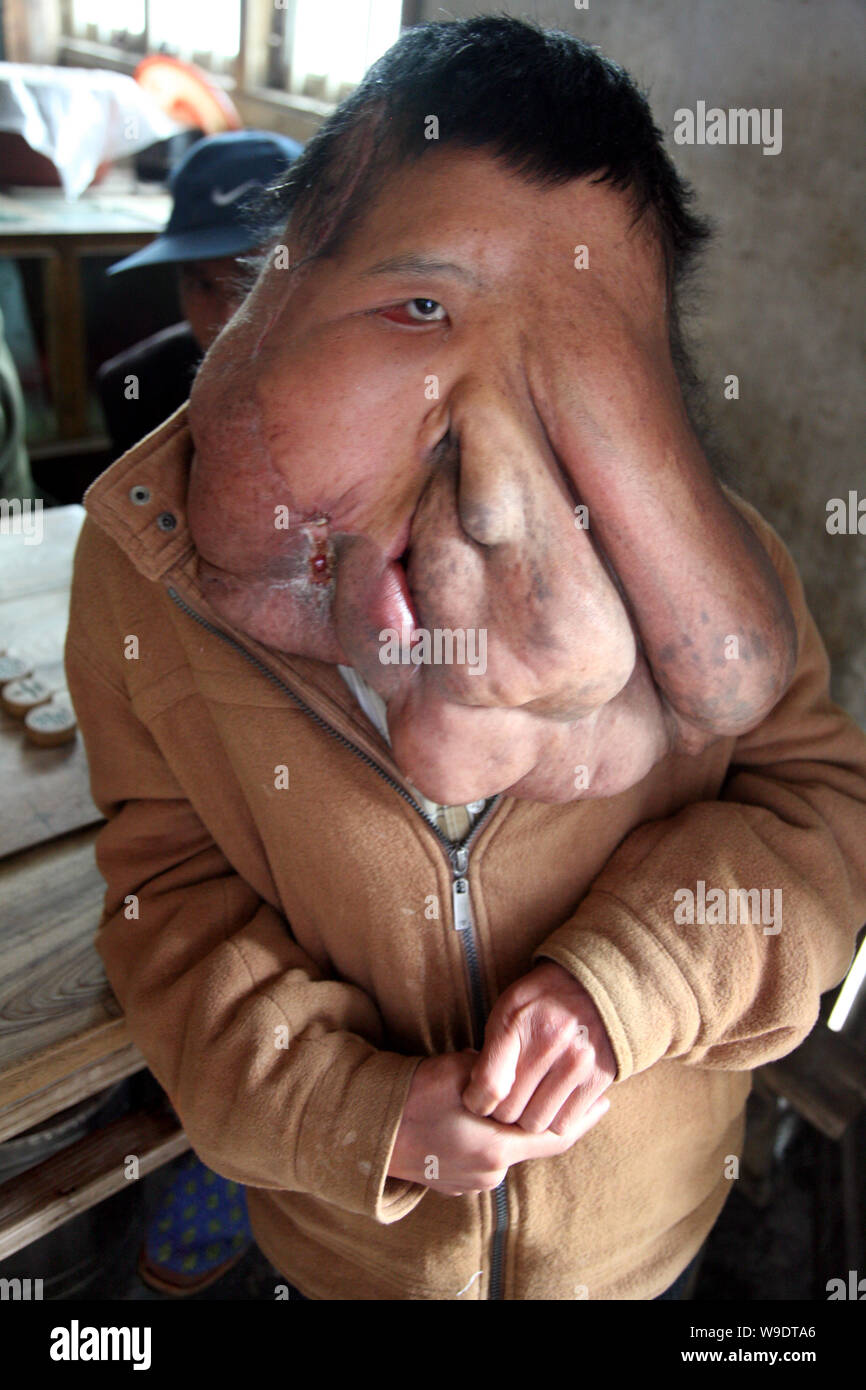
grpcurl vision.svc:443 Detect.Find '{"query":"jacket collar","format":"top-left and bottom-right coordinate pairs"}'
top-left (82, 403), bottom-right (426, 790)
top-left (84, 401), bottom-right (197, 584)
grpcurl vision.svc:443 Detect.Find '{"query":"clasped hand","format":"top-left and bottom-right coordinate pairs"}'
top-left (388, 961), bottom-right (616, 1196)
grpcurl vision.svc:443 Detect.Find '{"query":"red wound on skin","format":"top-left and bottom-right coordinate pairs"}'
top-left (310, 547), bottom-right (333, 584)
top-left (302, 516), bottom-right (333, 585)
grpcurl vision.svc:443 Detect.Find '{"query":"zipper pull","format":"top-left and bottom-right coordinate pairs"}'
top-left (451, 846), bottom-right (472, 931)
top-left (452, 875), bottom-right (472, 932)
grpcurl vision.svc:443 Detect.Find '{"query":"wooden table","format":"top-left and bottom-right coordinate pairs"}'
top-left (0, 504), bottom-right (186, 1260)
top-left (0, 188), bottom-right (171, 440)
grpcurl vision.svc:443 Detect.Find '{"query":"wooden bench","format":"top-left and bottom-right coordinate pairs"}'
top-left (0, 505), bottom-right (187, 1261)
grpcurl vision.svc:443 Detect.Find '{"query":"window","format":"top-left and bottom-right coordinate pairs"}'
top-left (62, 0), bottom-right (405, 100)
top-left (67, 0), bottom-right (145, 54)
top-left (67, 0), bottom-right (241, 72)
top-left (149, 0), bottom-right (241, 70)
top-left (265, 0), bottom-right (404, 103)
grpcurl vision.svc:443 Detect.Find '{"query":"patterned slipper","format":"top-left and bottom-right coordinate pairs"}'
top-left (138, 1152), bottom-right (252, 1296)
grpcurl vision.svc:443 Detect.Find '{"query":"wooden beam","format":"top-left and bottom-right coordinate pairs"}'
top-left (0, 1017), bottom-right (132, 1113)
top-left (0, 1043), bottom-right (146, 1144)
top-left (0, 1104), bottom-right (189, 1260)
top-left (0, 824), bottom-right (129, 1109)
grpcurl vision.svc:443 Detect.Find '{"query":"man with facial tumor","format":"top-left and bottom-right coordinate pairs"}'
top-left (66, 17), bottom-right (866, 1299)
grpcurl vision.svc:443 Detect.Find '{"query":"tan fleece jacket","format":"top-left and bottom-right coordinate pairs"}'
top-left (64, 404), bottom-right (866, 1300)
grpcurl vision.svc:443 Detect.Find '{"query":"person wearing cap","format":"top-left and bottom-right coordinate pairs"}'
top-left (98, 131), bottom-right (302, 460)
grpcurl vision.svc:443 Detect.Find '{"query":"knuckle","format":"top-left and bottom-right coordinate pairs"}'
top-left (470, 1078), bottom-right (500, 1109)
top-left (478, 1061), bottom-right (505, 1095)
top-left (518, 1112), bottom-right (548, 1135)
top-left (509, 997), bottom-right (538, 1031)
top-left (570, 1033), bottom-right (595, 1061)
top-left (532, 1014), bottom-right (562, 1050)
top-left (480, 1136), bottom-right (508, 1171)
top-left (570, 1047), bottom-right (596, 1082)
top-left (487, 997), bottom-right (512, 1028)
top-left (484, 1004), bottom-right (515, 1043)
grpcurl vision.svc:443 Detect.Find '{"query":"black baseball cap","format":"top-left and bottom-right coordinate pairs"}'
top-left (107, 130), bottom-right (302, 274)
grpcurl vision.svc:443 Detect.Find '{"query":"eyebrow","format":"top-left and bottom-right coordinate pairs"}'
top-left (358, 253), bottom-right (484, 287)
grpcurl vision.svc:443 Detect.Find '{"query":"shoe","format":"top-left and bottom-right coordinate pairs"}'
top-left (138, 1153), bottom-right (252, 1297)
top-left (137, 1241), bottom-right (248, 1296)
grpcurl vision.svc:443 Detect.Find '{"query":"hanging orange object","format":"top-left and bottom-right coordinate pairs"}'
top-left (134, 55), bottom-right (243, 134)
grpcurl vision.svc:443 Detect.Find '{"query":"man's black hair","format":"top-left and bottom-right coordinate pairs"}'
top-left (261, 14), bottom-right (711, 293)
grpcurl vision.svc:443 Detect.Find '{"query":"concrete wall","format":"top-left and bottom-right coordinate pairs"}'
top-left (414, 1), bottom-right (865, 723)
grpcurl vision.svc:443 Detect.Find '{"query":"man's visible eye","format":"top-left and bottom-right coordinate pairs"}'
top-left (378, 298), bottom-right (448, 326)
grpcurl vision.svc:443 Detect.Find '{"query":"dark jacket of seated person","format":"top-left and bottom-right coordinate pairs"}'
top-left (97, 321), bottom-right (199, 458)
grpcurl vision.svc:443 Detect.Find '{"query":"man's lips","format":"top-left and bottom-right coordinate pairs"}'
top-left (354, 514), bottom-right (419, 636)
top-left (362, 552), bottom-right (418, 636)
top-left (385, 515), bottom-right (413, 563)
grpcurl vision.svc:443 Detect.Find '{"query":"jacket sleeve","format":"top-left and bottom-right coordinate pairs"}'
top-left (64, 566), bottom-right (425, 1223)
top-left (533, 502), bottom-right (866, 1081)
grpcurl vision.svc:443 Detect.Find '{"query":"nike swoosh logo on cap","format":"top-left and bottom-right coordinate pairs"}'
top-left (211, 181), bottom-right (259, 206)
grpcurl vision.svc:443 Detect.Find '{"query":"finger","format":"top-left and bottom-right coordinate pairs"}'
top-left (511, 1046), bottom-right (596, 1134)
top-left (489, 1030), bottom-right (591, 1126)
top-left (549, 1086), bottom-right (612, 1139)
top-left (489, 1045), bottom-right (575, 1126)
top-left (501, 1092), bottom-right (611, 1166)
top-left (462, 1025), bottom-right (522, 1116)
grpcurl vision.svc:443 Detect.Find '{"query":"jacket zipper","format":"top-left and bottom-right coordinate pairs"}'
top-left (165, 586), bottom-right (508, 1298)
